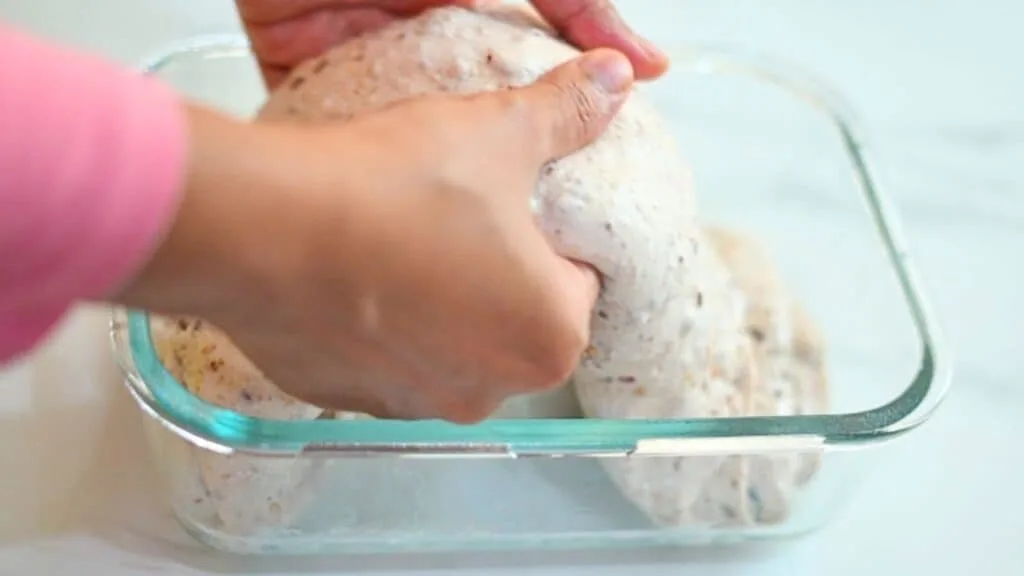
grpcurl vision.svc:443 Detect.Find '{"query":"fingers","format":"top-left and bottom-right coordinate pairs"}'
top-left (523, 255), bottom-right (601, 392)
top-left (244, 7), bottom-right (396, 83)
top-left (507, 48), bottom-right (633, 165)
top-left (240, 0), bottom-right (492, 87)
top-left (529, 0), bottom-right (669, 79)
top-left (238, 0), bottom-right (471, 24)
top-left (505, 218), bottom-right (603, 392)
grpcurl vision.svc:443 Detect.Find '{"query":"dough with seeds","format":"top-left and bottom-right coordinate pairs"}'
top-left (150, 315), bottom-right (332, 536)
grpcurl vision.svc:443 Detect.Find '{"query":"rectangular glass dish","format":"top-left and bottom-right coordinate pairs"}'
top-left (110, 33), bottom-right (950, 554)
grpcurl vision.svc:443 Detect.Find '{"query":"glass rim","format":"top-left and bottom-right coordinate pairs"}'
top-left (115, 33), bottom-right (951, 458)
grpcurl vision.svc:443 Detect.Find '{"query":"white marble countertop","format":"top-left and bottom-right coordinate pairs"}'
top-left (1, 0), bottom-right (1022, 574)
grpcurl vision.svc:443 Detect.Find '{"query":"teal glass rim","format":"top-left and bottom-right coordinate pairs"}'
top-left (113, 34), bottom-right (951, 458)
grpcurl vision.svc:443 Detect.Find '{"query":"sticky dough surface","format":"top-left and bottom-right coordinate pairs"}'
top-left (594, 228), bottom-right (828, 527)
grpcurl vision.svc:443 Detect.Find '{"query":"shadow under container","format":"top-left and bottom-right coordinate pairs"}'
top-left (110, 34), bottom-right (950, 555)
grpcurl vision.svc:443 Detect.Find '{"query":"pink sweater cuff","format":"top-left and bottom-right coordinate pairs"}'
top-left (0, 24), bottom-right (187, 362)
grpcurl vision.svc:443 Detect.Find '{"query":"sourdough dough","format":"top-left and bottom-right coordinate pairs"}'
top-left (259, 4), bottom-right (829, 527)
top-left (150, 315), bottom-right (331, 535)
top-left (591, 227), bottom-right (828, 527)
top-left (704, 227), bottom-right (829, 487)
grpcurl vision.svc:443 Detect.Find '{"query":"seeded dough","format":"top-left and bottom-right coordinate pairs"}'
top-left (704, 227), bottom-right (829, 488)
top-left (703, 227), bottom-right (829, 424)
top-left (149, 315), bottom-right (331, 535)
top-left (589, 228), bottom-right (828, 527)
top-left (258, 5), bottom-right (829, 528)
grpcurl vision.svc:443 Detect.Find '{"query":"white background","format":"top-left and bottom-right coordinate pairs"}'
top-left (0, 0), bottom-right (1022, 574)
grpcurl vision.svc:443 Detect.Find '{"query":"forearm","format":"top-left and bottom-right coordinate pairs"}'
top-left (114, 105), bottom-right (318, 327)
top-left (0, 24), bottom-right (187, 361)
top-left (0, 23), bottom-right (364, 364)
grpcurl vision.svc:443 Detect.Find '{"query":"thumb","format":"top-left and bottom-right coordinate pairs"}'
top-left (513, 48), bottom-right (634, 163)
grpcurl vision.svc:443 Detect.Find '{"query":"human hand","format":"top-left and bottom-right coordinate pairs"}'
top-left (121, 49), bottom-right (633, 423)
top-left (236, 0), bottom-right (668, 87)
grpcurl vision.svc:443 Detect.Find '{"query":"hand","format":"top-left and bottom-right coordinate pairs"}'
top-left (119, 49), bottom-right (634, 423)
top-left (237, 0), bottom-right (668, 88)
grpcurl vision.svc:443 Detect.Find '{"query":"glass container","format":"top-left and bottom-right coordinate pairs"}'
top-left (110, 32), bottom-right (950, 554)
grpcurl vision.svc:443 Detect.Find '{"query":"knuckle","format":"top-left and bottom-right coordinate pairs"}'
top-left (512, 78), bottom-right (604, 154)
top-left (550, 331), bottom-right (588, 386)
top-left (472, 90), bottom-right (541, 154)
top-left (553, 80), bottom-right (601, 140)
top-left (495, 87), bottom-right (530, 114)
top-left (437, 393), bottom-right (499, 425)
top-left (493, 89), bottom-right (535, 132)
top-left (527, 316), bottom-right (588, 390)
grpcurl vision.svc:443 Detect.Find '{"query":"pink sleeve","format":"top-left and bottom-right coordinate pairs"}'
top-left (0, 24), bottom-right (188, 363)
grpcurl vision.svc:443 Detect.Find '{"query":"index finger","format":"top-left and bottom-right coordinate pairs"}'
top-left (528, 0), bottom-right (669, 79)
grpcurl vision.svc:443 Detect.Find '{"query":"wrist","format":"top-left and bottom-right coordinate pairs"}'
top-left (114, 103), bottom-right (310, 325)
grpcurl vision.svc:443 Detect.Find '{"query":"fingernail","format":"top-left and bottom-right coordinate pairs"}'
top-left (581, 50), bottom-right (634, 95)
